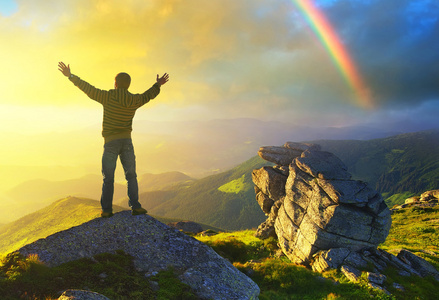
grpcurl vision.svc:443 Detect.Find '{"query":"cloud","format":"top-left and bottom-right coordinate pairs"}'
top-left (322, 0), bottom-right (439, 107)
top-left (0, 0), bottom-right (438, 130)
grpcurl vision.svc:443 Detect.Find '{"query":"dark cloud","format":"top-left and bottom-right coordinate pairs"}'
top-left (320, 0), bottom-right (439, 107)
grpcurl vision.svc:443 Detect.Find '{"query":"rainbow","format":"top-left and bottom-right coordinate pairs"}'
top-left (292, 0), bottom-right (374, 109)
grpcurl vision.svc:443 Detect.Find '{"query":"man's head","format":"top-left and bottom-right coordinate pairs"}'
top-left (115, 72), bottom-right (131, 89)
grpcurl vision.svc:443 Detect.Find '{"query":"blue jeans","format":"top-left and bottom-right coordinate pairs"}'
top-left (100, 138), bottom-right (141, 213)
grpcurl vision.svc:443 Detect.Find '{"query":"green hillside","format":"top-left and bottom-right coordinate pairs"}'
top-left (133, 155), bottom-right (271, 231)
top-left (0, 197), bottom-right (125, 256)
top-left (313, 130), bottom-right (439, 206)
top-left (0, 197), bottom-right (111, 255)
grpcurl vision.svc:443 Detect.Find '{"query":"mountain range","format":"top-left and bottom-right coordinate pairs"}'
top-left (1, 129), bottom-right (438, 230)
top-left (0, 118), bottom-right (404, 194)
top-left (314, 130), bottom-right (439, 205)
top-left (116, 130), bottom-right (439, 230)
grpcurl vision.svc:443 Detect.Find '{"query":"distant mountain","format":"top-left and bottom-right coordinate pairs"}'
top-left (314, 130), bottom-right (439, 206)
top-left (131, 119), bottom-right (403, 177)
top-left (5, 174), bottom-right (129, 201)
top-left (138, 171), bottom-right (194, 191)
top-left (0, 196), bottom-right (220, 256)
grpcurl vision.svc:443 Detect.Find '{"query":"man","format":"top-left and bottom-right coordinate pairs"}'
top-left (58, 62), bottom-right (169, 217)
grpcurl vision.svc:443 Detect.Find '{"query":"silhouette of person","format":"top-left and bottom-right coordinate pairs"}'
top-left (58, 62), bottom-right (169, 217)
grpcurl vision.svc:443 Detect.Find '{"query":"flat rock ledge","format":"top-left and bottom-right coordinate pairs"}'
top-left (392, 189), bottom-right (439, 211)
top-left (314, 247), bottom-right (439, 294)
top-left (18, 211), bottom-right (259, 300)
top-left (58, 289), bottom-right (110, 300)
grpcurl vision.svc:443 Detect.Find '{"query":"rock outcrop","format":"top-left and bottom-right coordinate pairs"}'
top-left (252, 142), bottom-right (392, 266)
top-left (18, 211), bottom-right (259, 300)
top-left (58, 290), bottom-right (110, 300)
top-left (392, 189), bottom-right (439, 210)
top-left (167, 221), bottom-right (204, 234)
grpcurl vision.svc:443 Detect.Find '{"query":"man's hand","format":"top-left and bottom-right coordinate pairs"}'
top-left (156, 73), bottom-right (169, 86)
top-left (58, 62), bottom-right (71, 77)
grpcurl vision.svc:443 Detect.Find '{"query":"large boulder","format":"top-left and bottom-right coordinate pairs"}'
top-left (18, 212), bottom-right (259, 300)
top-left (420, 190), bottom-right (439, 202)
top-left (253, 143), bottom-right (392, 267)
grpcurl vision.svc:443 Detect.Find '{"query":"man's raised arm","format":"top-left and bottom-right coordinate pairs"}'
top-left (58, 61), bottom-right (110, 104)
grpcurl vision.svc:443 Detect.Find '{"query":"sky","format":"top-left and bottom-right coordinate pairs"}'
top-left (0, 0), bottom-right (438, 183)
top-left (0, 0), bottom-right (438, 131)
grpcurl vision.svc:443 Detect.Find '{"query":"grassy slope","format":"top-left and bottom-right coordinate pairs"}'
top-left (136, 155), bottom-right (271, 231)
top-left (0, 197), bottom-right (123, 256)
top-left (380, 206), bottom-right (439, 258)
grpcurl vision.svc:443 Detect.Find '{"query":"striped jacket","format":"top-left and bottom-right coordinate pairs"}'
top-left (69, 75), bottom-right (160, 143)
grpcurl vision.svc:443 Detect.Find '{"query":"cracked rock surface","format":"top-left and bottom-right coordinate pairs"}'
top-left (253, 142), bottom-right (392, 266)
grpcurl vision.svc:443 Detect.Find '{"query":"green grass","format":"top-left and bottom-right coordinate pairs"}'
top-left (137, 155), bottom-right (270, 231)
top-left (380, 206), bottom-right (439, 269)
top-left (196, 230), bottom-right (277, 263)
top-left (0, 197), bottom-right (119, 256)
top-left (0, 250), bottom-right (198, 300)
top-left (218, 174), bottom-right (250, 194)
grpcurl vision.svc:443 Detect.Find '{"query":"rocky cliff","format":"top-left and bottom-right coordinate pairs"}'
top-left (18, 211), bottom-right (259, 300)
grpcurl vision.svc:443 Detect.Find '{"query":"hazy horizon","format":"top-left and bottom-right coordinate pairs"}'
top-left (0, 118), bottom-right (435, 194)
